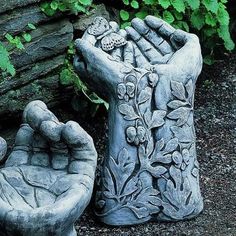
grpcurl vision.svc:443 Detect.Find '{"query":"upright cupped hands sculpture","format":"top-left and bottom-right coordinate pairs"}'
top-left (74, 16), bottom-right (203, 225)
top-left (0, 101), bottom-right (97, 236)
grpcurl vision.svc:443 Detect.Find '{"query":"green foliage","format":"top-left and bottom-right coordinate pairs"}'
top-left (0, 22), bottom-right (37, 77)
top-left (0, 42), bottom-right (15, 76)
top-left (41, 0), bottom-right (93, 16)
top-left (119, 0), bottom-right (235, 65)
top-left (59, 45), bottom-right (108, 111)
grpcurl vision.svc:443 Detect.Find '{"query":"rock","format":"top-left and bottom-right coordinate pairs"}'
top-left (0, 54), bottom-right (65, 95)
top-left (0, 75), bottom-right (73, 121)
top-left (0, 0), bottom-right (42, 14)
top-left (0, 137), bottom-right (7, 162)
top-left (0, 5), bottom-right (61, 38)
top-left (73, 4), bottom-right (119, 32)
top-left (10, 19), bottom-right (73, 69)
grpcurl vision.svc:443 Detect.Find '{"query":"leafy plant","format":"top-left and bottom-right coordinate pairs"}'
top-left (120, 0), bottom-right (235, 65)
top-left (41, 0), bottom-right (93, 16)
top-left (0, 42), bottom-right (16, 76)
top-left (59, 44), bottom-right (108, 112)
top-left (0, 23), bottom-right (37, 77)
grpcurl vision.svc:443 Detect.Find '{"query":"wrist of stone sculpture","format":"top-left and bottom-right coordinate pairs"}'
top-left (74, 16), bottom-right (203, 226)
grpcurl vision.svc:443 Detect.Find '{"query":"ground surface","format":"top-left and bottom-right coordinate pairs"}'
top-left (0, 54), bottom-right (235, 236)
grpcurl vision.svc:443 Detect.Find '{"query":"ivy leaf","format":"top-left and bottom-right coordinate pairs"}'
top-left (173, 11), bottom-right (183, 20)
top-left (163, 10), bottom-right (175, 24)
top-left (138, 87), bottom-right (151, 104)
top-left (118, 104), bottom-right (139, 120)
top-left (79, 0), bottom-right (92, 6)
top-left (159, 0), bottom-right (171, 9)
top-left (170, 0), bottom-right (185, 13)
top-left (120, 10), bottom-right (130, 21)
top-left (202, 0), bottom-right (219, 14)
top-left (27, 23), bottom-right (36, 30)
top-left (0, 42), bottom-right (15, 76)
top-left (122, 0), bottom-right (130, 5)
top-left (190, 9), bottom-right (205, 30)
top-left (170, 80), bottom-right (186, 100)
top-left (217, 3), bottom-right (229, 26)
top-left (50, 1), bottom-right (58, 10)
top-left (131, 0), bottom-right (139, 9)
top-left (22, 33), bottom-right (32, 42)
top-left (205, 12), bottom-right (217, 27)
top-left (185, 0), bottom-right (200, 10)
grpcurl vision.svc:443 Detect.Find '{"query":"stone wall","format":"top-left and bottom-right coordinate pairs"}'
top-left (0, 1), bottom-right (118, 121)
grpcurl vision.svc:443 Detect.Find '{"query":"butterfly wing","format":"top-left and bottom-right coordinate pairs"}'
top-left (101, 33), bottom-right (127, 52)
top-left (110, 33), bottom-right (127, 47)
top-left (87, 17), bottom-right (110, 36)
top-left (101, 35), bottom-right (115, 51)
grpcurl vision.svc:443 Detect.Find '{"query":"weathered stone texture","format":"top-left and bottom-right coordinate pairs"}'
top-left (0, 0), bottom-right (42, 14)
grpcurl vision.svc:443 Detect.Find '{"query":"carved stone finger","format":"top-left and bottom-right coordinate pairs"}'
top-left (62, 121), bottom-right (97, 176)
top-left (145, 15), bottom-right (175, 41)
top-left (132, 43), bottom-right (149, 67)
top-left (50, 142), bottom-right (69, 170)
top-left (31, 133), bottom-right (50, 167)
top-left (131, 18), bottom-right (174, 55)
top-left (123, 41), bottom-right (135, 66)
top-left (126, 26), bottom-right (164, 64)
top-left (5, 124), bottom-right (33, 167)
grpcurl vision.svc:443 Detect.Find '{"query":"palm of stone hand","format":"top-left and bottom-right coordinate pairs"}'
top-left (0, 101), bottom-right (97, 236)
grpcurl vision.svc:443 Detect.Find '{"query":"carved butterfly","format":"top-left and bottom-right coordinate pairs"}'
top-left (87, 17), bottom-right (127, 52)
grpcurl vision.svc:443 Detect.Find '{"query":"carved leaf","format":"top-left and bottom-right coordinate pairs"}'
top-left (151, 154), bottom-right (172, 164)
top-left (182, 149), bottom-right (190, 165)
top-left (108, 148), bottom-right (136, 197)
top-left (172, 151), bottom-right (183, 165)
top-left (155, 138), bottom-right (165, 152)
top-left (149, 110), bottom-right (166, 129)
top-left (128, 206), bottom-right (150, 219)
top-left (167, 100), bottom-right (188, 109)
top-left (185, 79), bottom-right (193, 99)
top-left (162, 168), bottom-right (196, 220)
top-left (167, 107), bottom-right (191, 126)
top-left (118, 104), bottom-right (139, 120)
top-left (171, 125), bottom-right (195, 143)
top-left (131, 187), bottom-right (161, 216)
top-left (103, 167), bottom-right (116, 196)
top-left (147, 165), bottom-right (167, 178)
top-left (163, 138), bottom-right (179, 153)
top-left (138, 87), bottom-right (151, 104)
top-left (171, 81), bottom-right (186, 100)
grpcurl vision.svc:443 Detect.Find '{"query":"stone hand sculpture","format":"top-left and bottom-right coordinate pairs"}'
top-left (0, 101), bottom-right (97, 236)
top-left (74, 16), bottom-right (203, 225)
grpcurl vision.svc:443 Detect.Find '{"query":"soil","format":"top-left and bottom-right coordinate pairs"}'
top-left (0, 54), bottom-right (235, 236)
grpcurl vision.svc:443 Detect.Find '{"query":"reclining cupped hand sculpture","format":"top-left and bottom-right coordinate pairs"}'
top-left (74, 16), bottom-right (203, 225)
top-left (0, 101), bottom-right (97, 236)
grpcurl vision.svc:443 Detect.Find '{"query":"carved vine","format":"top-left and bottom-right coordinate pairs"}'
top-left (96, 69), bottom-right (200, 220)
